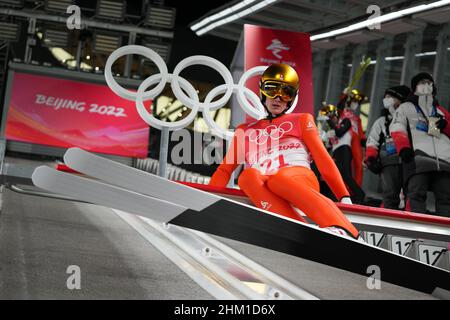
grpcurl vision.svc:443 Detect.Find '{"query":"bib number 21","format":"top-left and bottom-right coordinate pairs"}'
top-left (260, 155), bottom-right (286, 174)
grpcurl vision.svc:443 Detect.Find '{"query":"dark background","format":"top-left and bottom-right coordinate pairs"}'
top-left (165, 0), bottom-right (239, 83)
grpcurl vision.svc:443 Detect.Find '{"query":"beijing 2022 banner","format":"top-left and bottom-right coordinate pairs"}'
top-left (244, 24), bottom-right (314, 117)
top-left (5, 72), bottom-right (149, 158)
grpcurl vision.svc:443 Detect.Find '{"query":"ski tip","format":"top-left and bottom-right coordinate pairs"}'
top-left (31, 166), bottom-right (56, 188)
top-left (64, 147), bottom-right (88, 165)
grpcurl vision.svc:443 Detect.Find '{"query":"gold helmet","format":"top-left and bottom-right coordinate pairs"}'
top-left (320, 103), bottom-right (337, 117)
top-left (348, 89), bottom-right (365, 102)
top-left (259, 63), bottom-right (299, 102)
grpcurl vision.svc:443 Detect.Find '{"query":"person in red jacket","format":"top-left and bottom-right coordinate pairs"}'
top-left (321, 104), bottom-right (365, 204)
top-left (209, 63), bottom-right (360, 239)
top-left (337, 89), bottom-right (367, 187)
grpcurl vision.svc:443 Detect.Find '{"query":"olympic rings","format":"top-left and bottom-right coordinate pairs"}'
top-left (105, 45), bottom-right (299, 138)
top-left (248, 121), bottom-right (293, 146)
top-left (172, 55), bottom-right (234, 112)
top-left (105, 45), bottom-right (167, 101)
top-left (136, 73), bottom-right (199, 130)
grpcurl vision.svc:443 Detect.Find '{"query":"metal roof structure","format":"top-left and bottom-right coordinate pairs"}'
top-left (189, 0), bottom-right (450, 49)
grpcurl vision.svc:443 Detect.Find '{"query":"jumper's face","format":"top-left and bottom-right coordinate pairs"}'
top-left (265, 96), bottom-right (288, 115)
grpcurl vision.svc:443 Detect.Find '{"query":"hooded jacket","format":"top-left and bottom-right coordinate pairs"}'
top-left (366, 109), bottom-right (400, 167)
top-left (390, 94), bottom-right (450, 182)
top-left (366, 85), bottom-right (411, 167)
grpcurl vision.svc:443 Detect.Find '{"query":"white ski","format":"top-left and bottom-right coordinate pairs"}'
top-left (64, 147), bottom-right (219, 212)
top-left (31, 166), bottom-right (188, 222)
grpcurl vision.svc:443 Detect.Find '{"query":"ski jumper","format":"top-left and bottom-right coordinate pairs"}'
top-left (209, 113), bottom-right (359, 238)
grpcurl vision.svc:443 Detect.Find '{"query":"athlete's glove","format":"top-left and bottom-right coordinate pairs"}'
top-left (436, 116), bottom-right (448, 131)
top-left (340, 197), bottom-right (353, 205)
top-left (399, 148), bottom-right (415, 163)
top-left (366, 157), bottom-right (382, 174)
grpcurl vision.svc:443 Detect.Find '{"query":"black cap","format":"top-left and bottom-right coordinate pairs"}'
top-left (384, 85), bottom-right (411, 103)
top-left (411, 72), bottom-right (437, 95)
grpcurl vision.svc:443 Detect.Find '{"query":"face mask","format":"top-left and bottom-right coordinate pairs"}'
top-left (350, 102), bottom-right (359, 111)
top-left (418, 95), bottom-right (433, 114)
top-left (383, 97), bottom-right (395, 109)
top-left (415, 83), bottom-right (433, 96)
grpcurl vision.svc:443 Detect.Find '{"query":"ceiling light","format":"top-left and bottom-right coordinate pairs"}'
top-left (193, 0), bottom-right (278, 36)
top-left (191, 0), bottom-right (256, 32)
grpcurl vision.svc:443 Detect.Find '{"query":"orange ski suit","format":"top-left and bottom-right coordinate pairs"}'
top-left (209, 113), bottom-right (359, 238)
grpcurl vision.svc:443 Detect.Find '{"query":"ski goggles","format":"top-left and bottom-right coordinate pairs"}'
top-left (260, 81), bottom-right (297, 102)
top-left (319, 104), bottom-right (337, 116)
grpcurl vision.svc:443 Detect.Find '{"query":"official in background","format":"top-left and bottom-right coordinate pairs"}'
top-left (365, 85), bottom-right (411, 209)
top-left (390, 73), bottom-right (450, 216)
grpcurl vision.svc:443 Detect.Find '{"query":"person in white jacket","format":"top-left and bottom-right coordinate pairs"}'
top-left (390, 73), bottom-right (450, 216)
top-left (365, 85), bottom-right (411, 209)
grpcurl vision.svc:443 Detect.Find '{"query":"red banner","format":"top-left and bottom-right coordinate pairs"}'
top-left (244, 24), bottom-right (314, 117)
top-left (5, 72), bottom-right (149, 158)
